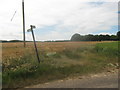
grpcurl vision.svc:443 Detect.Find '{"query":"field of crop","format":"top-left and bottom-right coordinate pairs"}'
top-left (2, 41), bottom-right (119, 88)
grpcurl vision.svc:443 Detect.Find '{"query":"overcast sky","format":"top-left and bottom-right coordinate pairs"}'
top-left (0, 0), bottom-right (119, 41)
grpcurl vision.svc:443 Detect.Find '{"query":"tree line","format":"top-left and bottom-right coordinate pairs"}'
top-left (71, 31), bottom-right (120, 41)
top-left (1, 31), bottom-right (120, 42)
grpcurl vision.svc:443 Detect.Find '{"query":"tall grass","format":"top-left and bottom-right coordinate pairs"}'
top-left (2, 41), bottom-right (119, 88)
top-left (94, 41), bottom-right (119, 57)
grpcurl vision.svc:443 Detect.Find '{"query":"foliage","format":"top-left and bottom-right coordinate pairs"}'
top-left (71, 33), bottom-right (118, 41)
top-left (71, 33), bottom-right (81, 41)
top-left (117, 31), bottom-right (120, 40)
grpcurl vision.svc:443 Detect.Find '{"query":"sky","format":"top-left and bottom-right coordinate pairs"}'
top-left (0, 0), bottom-right (119, 41)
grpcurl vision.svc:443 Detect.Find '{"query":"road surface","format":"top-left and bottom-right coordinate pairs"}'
top-left (25, 70), bottom-right (118, 88)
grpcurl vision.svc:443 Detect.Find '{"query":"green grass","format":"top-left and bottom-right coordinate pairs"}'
top-left (3, 62), bottom-right (104, 88)
top-left (61, 49), bottom-right (81, 59)
top-left (2, 41), bottom-right (119, 88)
top-left (94, 41), bottom-right (119, 57)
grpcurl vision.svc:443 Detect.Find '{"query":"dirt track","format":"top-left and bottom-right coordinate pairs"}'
top-left (25, 70), bottom-right (118, 88)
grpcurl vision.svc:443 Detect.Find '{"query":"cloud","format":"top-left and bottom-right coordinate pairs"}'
top-left (0, 0), bottom-right (118, 41)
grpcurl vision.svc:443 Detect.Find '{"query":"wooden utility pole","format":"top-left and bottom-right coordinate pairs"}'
top-left (27, 25), bottom-right (40, 63)
top-left (22, 0), bottom-right (26, 47)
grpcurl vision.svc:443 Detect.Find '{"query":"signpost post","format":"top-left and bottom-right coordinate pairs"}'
top-left (27, 25), bottom-right (40, 63)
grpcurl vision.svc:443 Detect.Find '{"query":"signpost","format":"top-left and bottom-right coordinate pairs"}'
top-left (27, 25), bottom-right (40, 63)
top-left (22, 1), bottom-right (40, 63)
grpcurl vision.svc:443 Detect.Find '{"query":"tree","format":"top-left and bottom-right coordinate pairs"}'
top-left (71, 33), bottom-right (119, 41)
top-left (71, 33), bottom-right (81, 41)
top-left (117, 31), bottom-right (120, 40)
top-left (110, 35), bottom-right (117, 41)
top-left (104, 35), bottom-right (110, 41)
top-left (86, 34), bottom-right (94, 41)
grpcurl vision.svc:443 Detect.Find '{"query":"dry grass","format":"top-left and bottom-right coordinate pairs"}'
top-left (2, 41), bottom-right (101, 58)
top-left (2, 41), bottom-right (118, 88)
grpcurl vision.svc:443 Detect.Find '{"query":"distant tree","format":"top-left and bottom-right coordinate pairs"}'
top-left (104, 35), bottom-right (110, 41)
top-left (9, 40), bottom-right (22, 42)
top-left (117, 31), bottom-right (120, 40)
top-left (0, 40), bottom-right (8, 43)
top-left (94, 35), bottom-right (100, 41)
top-left (71, 33), bottom-right (119, 41)
top-left (86, 34), bottom-right (94, 41)
top-left (71, 33), bottom-right (81, 41)
top-left (110, 35), bottom-right (117, 41)
top-left (99, 35), bottom-right (104, 41)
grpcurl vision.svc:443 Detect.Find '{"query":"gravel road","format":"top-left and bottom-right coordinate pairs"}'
top-left (25, 70), bottom-right (118, 88)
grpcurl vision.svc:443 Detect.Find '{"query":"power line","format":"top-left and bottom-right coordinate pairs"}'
top-left (11, 10), bottom-right (17, 21)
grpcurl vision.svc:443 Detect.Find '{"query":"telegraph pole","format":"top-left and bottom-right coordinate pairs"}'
top-left (22, 0), bottom-right (26, 47)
